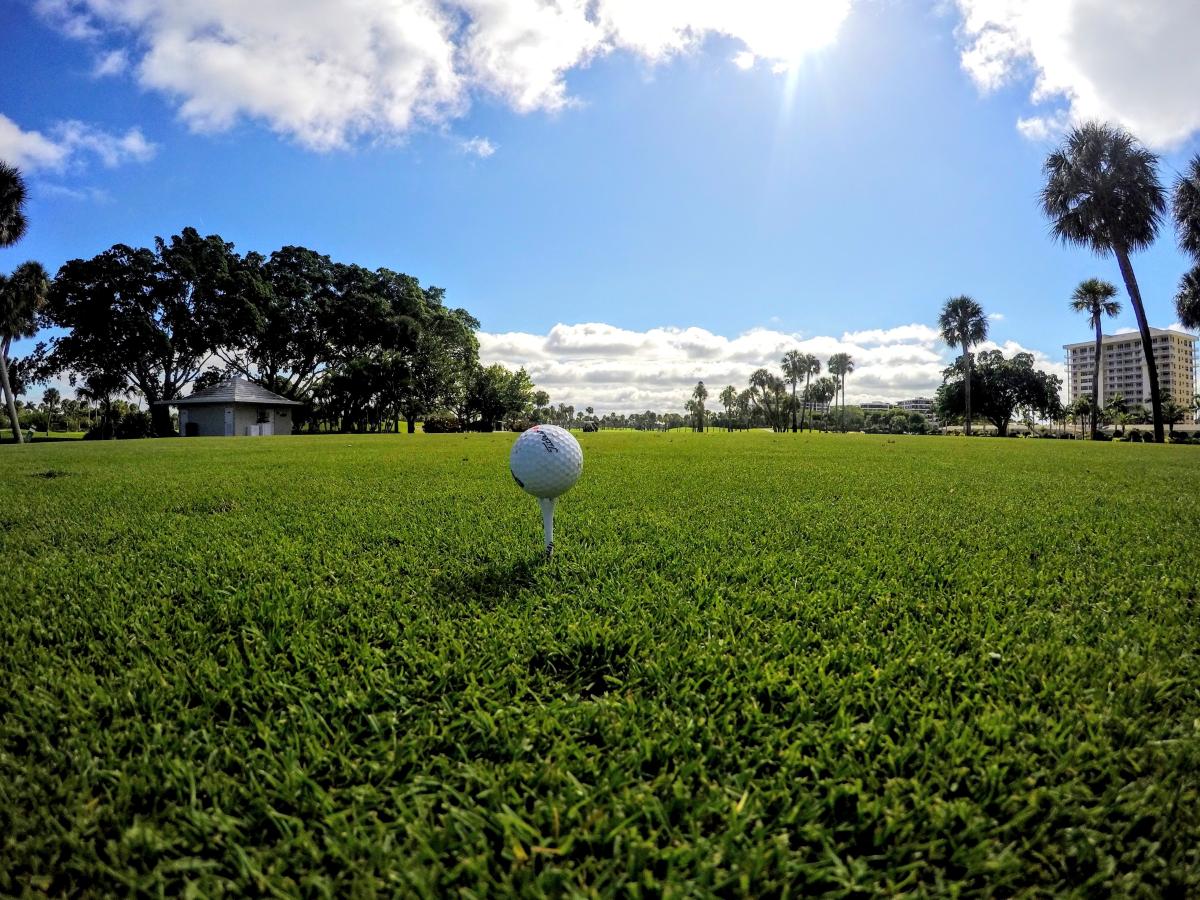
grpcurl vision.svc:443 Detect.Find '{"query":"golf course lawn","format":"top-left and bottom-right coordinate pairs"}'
top-left (2, 432), bottom-right (1198, 894)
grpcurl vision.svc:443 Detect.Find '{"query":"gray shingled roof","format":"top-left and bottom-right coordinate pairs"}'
top-left (160, 377), bottom-right (302, 406)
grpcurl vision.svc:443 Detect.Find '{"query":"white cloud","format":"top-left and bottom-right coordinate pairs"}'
top-left (478, 321), bottom-right (1060, 413)
top-left (93, 49), bottom-right (128, 77)
top-left (0, 113), bottom-right (156, 172)
top-left (36, 1), bottom-right (855, 150)
top-left (460, 136), bottom-right (497, 157)
top-left (732, 51), bottom-right (756, 71)
top-left (955, 0), bottom-right (1200, 148)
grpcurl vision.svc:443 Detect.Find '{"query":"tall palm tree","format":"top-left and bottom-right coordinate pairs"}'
top-left (690, 381), bottom-right (708, 432)
top-left (0, 162), bottom-right (28, 248)
top-left (1042, 122), bottom-right (1167, 442)
top-left (1069, 278), bottom-right (1120, 439)
top-left (827, 352), bottom-right (854, 432)
top-left (42, 387), bottom-right (60, 438)
top-left (781, 350), bottom-right (804, 433)
top-left (1173, 154), bottom-right (1200, 260)
top-left (826, 355), bottom-right (844, 430)
top-left (1176, 266), bottom-right (1200, 331)
top-left (719, 384), bottom-right (737, 432)
top-left (798, 354), bottom-right (820, 432)
top-left (0, 261), bottom-right (50, 443)
top-left (938, 296), bottom-right (988, 436)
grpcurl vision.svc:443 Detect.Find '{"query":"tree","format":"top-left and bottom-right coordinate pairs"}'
top-left (690, 381), bottom-right (708, 432)
top-left (749, 368), bottom-right (787, 431)
top-left (1042, 122), bottom-right (1167, 442)
top-left (798, 355), bottom-right (820, 432)
top-left (937, 296), bottom-right (988, 436)
top-left (464, 363), bottom-right (534, 431)
top-left (1173, 154), bottom-right (1200, 260)
top-left (44, 229), bottom-right (242, 436)
top-left (0, 161), bottom-right (28, 248)
top-left (827, 352), bottom-right (854, 432)
top-left (1163, 401), bottom-right (1186, 435)
top-left (719, 384), bottom-right (737, 432)
top-left (1177, 267), bottom-right (1200, 331)
top-left (74, 372), bottom-right (130, 440)
top-left (0, 262), bottom-right (50, 443)
top-left (1069, 278), bottom-right (1120, 439)
top-left (781, 350), bottom-right (804, 433)
top-left (936, 350), bottom-right (1062, 436)
top-left (41, 387), bottom-right (60, 437)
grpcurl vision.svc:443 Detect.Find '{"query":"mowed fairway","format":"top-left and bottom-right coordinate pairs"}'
top-left (2, 432), bottom-right (1199, 895)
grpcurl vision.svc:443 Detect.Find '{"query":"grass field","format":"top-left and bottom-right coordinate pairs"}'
top-left (2, 432), bottom-right (1198, 895)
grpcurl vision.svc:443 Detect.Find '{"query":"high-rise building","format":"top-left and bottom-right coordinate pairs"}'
top-left (1064, 328), bottom-right (1197, 410)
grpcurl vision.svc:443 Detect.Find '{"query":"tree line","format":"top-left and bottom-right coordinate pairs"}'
top-left (0, 170), bottom-right (543, 440)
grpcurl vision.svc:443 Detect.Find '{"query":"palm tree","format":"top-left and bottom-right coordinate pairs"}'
top-left (826, 355), bottom-right (844, 430)
top-left (781, 350), bottom-right (804, 433)
top-left (1042, 122), bottom-right (1167, 442)
top-left (719, 384), bottom-right (737, 432)
top-left (0, 162), bottom-right (28, 248)
top-left (1069, 278), bottom-right (1120, 439)
top-left (1173, 154), bottom-right (1200, 260)
top-left (796, 354), bottom-right (820, 433)
top-left (41, 387), bottom-right (60, 438)
top-left (690, 381), bottom-right (708, 432)
top-left (0, 262), bottom-right (50, 443)
top-left (827, 352), bottom-right (854, 432)
top-left (937, 296), bottom-right (988, 436)
top-left (74, 373), bottom-right (129, 440)
top-left (1177, 266), bottom-right (1200, 331)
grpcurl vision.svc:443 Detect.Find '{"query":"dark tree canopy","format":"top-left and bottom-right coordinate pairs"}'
top-left (936, 350), bottom-right (1063, 436)
top-left (44, 229), bottom-right (240, 435)
top-left (1172, 154), bottom-right (1200, 261)
top-left (40, 227), bottom-right (494, 436)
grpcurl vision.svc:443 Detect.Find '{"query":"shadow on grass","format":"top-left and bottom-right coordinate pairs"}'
top-left (432, 555), bottom-right (548, 607)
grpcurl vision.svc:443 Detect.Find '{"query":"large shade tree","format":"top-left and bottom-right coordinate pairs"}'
top-left (0, 262), bottom-right (50, 442)
top-left (936, 350), bottom-right (1063, 437)
top-left (1069, 278), bottom-right (1120, 439)
top-left (937, 296), bottom-right (988, 436)
top-left (45, 228), bottom-right (242, 436)
top-left (1041, 122), bottom-right (1167, 442)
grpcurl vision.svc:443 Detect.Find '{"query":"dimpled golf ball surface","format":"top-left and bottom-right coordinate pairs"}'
top-left (509, 425), bottom-right (583, 498)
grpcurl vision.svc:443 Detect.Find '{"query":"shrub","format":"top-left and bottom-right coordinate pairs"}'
top-left (422, 413), bottom-right (461, 434)
top-left (508, 419), bottom-right (535, 433)
top-left (582, 422), bottom-right (599, 433)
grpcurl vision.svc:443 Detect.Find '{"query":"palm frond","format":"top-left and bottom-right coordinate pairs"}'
top-left (1173, 155), bottom-right (1200, 261)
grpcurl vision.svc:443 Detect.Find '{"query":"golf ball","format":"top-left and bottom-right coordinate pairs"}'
top-left (509, 425), bottom-right (584, 498)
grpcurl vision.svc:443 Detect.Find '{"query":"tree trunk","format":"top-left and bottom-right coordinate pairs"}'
top-left (963, 342), bottom-right (973, 436)
top-left (798, 373), bottom-right (810, 433)
top-left (1091, 317), bottom-right (1102, 439)
top-left (790, 382), bottom-right (797, 432)
top-left (406, 415), bottom-right (416, 434)
top-left (1114, 246), bottom-right (1164, 443)
top-left (151, 402), bottom-right (174, 437)
top-left (0, 339), bottom-right (22, 444)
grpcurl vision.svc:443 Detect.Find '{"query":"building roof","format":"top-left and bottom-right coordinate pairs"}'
top-left (158, 376), bottom-right (303, 407)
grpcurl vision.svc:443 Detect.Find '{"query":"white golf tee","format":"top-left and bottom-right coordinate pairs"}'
top-left (540, 497), bottom-right (556, 557)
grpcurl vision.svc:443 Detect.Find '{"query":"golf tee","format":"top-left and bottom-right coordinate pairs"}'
top-left (540, 497), bottom-right (556, 557)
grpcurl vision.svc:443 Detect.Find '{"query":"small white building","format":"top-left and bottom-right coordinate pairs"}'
top-left (161, 377), bottom-right (302, 437)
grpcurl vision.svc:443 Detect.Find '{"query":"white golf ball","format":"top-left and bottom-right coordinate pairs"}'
top-left (509, 425), bottom-right (584, 499)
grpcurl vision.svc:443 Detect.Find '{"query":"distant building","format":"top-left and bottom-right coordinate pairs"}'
top-left (1064, 328), bottom-right (1197, 410)
top-left (858, 397), bottom-right (938, 423)
top-left (159, 377), bottom-right (302, 437)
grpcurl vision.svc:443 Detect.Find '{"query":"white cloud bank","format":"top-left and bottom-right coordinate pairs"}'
top-left (955, 0), bottom-right (1200, 148)
top-left (35, 0), bottom-right (853, 150)
top-left (0, 113), bottom-right (155, 172)
top-left (479, 321), bottom-right (1065, 413)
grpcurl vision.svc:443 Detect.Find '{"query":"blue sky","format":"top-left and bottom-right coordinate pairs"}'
top-left (2, 0), bottom-right (1198, 410)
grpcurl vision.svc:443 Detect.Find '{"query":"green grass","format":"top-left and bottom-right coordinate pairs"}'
top-left (2, 432), bottom-right (1198, 895)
